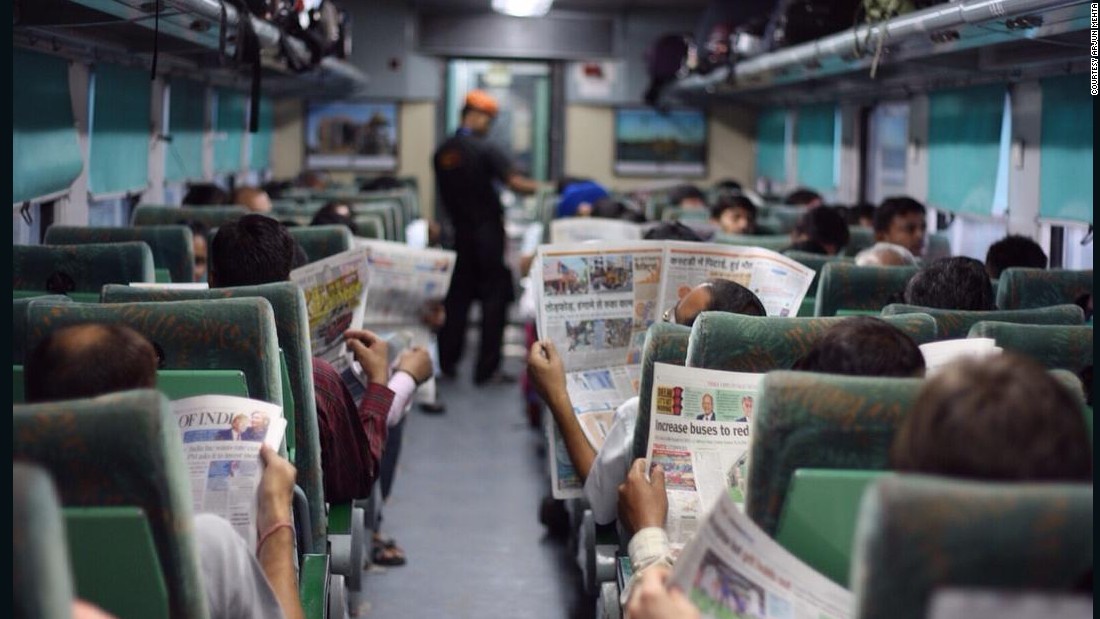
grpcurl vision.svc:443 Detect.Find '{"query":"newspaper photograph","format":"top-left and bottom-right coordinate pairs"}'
top-left (549, 218), bottom-right (644, 243)
top-left (547, 415), bottom-right (584, 500)
top-left (566, 364), bottom-right (641, 451)
top-left (173, 395), bottom-right (287, 550)
top-left (354, 238), bottom-right (456, 325)
top-left (672, 491), bottom-right (852, 619)
top-left (645, 363), bottom-right (762, 547)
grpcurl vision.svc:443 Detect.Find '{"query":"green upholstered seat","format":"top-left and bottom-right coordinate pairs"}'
top-left (968, 322), bottom-right (1093, 373)
top-left (712, 233), bottom-right (791, 252)
top-left (882, 303), bottom-right (1084, 339)
top-left (782, 250), bottom-right (851, 297)
top-left (661, 207), bottom-right (710, 222)
top-left (352, 213), bottom-right (385, 240)
top-left (25, 298), bottom-right (282, 407)
top-left (759, 205), bottom-right (803, 233)
top-left (13, 295), bottom-right (70, 364)
top-left (44, 225), bottom-right (195, 284)
top-left (14, 243), bottom-right (156, 294)
top-left (631, 322), bottom-right (692, 460)
top-left (747, 372), bottom-right (924, 536)
top-left (995, 268), bottom-right (1093, 310)
top-left (132, 205), bottom-right (249, 228)
top-left (350, 201), bottom-right (403, 241)
top-left (100, 283), bottom-right (326, 549)
top-left (685, 312), bottom-right (938, 372)
top-left (288, 225), bottom-right (353, 264)
top-left (844, 227), bottom-right (876, 257)
top-left (14, 462), bottom-right (74, 619)
top-left (924, 231), bottom-right (952, 261)
top-left (852, 476), bottom-right (1092, 619)
top-left (814, 264), bottom-right (918, 317)
top-left (13, 390), bottom-right (209, 619)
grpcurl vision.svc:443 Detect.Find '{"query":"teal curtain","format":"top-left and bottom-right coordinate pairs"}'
top-left (13, 49), bottom-right (83, 203)
top-left (214, 89), bottom-right (246, 173)
top-left (795, 104), bottom-right (837, 192)
top-left (166, 79), bottom-right (205, 182)
top-left (88, 64), bottom-right (150, 196)
top-left (927, 84), bottom-right (1006, 216)
top-left (248, 97), bottom-right (274, 172)
top-left (756, 108), bottom-right (787, 182)
top-left (1039, 76), bottom-right (1093, 223)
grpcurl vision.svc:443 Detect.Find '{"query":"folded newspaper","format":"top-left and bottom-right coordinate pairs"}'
top-left (646, 362), bottom-right (762, 547)
top-left (919, 337), bottom-right (1002, 374)
top-left (174, 395), bottom-right (287, 551)
top-left (547, 415), bottom-right (585, 500)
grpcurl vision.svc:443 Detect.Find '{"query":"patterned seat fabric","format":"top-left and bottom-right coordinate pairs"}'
top-left (14, 462), bottom-right (74, 619)
top-left (14, 243), bottom-right (155, 293)
top-left (844, 227), bottom-right (876, 257)
top-left (44, 225), bottom-right (195, 284)
top-left (288, 225), bottom-right (353, 264)
top-left (13, 296), bottom-right (70, 364)
top-left (13, 390), bottom-right (209, 619)
top-left (101, 283), bottom-right (326, 549)
top-left (25, 298), bottom-right (282, 406)
top-left (852, 475), bottom-right (1092, 619)
top-left (747, 371), bottom-right (924, 535)
top-left (712, 233), bottom-right (792, 252)
top-left (782, 250), bottom-right (852, 297)
top-left (131, 205), bottom-right (248, 228)
top-left (969, 322), bottom-right (1093, 373)
top-left (882, 303), bottom-right (1084, 339)
top-left (995, 268), bottom-right (1093, 310)
top-left (686, 312), bottom-right (938, 372)
top-left (631, 323), bottom-right (692, 459)
top-left (815, 264), bottom-right (918, 317)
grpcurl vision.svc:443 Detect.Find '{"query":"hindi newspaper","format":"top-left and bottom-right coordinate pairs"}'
top-left (919, 338), bottom-right (1002, 373)
top-left (645, 363), bottom-right (762, 547)
top-left (354, 239), bottom-right (456, 325)
top-left (174, 395), bottom-right (287, 551)
top-left (671, 490), bottom-right (852, 619)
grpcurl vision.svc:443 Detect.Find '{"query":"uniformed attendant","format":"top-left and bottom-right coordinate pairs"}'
top-left (433, 90), bottom-right (540, 385)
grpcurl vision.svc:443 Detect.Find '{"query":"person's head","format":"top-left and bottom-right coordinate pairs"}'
top-left (644, 221), bottom-right (703, 242)
top-left (874, 196), bottom-right (927, 256)
top-left (669, 184), bottom-right (707, 210)
top-left (311, 201), bottom-right (358, 235)
top-left (182, 183), bottom-right (229, 206)
top-left (359, 175), bottom-right (403, 192)
top-left (180, 220), bottom-right (210, 282)
top-left (713, 178), bottom-right (742, 193)
top-left (557, 181), bottom-right (610, 218)
top-left (666, 278), bottom-right (767, 327)
top-left (785, 188), bottom-right (823, 208)
top-left (710, 195), bottom-right (757, 235)
top-left (209, 214), bottom-right (297, 287)
top-left (741, 395), bottom-right (754, 419)
top-left (460, 90), bottom-right (499, 137)
top-left (251, 412), bottom-right (266, 430)
top-left (231, 414), bottom-right (249, 433)
top-left (591, 197), bottom-right (646, 223)
top-left (701, 393), bottom-right (714, 413)
top-left (232, 186), bottom-right (273, 214)
top-left (296, 170), bottom-right (328, 190)
top-left (985, 234), bottom-right (1048, 279)
top-left (891, 354), bottom-right (1092, 482)
top-left (849, 202), bottom-right (876, 228)
top-left (904, 256), bottom-right (995, 311)
top-left (792, 317), bottom-right (926, 377)
top-left (854, 242), bottom-right (918, 267)
top-left (791, 206), bottom-right (850, 255)
top-left (25, 324), bottom-right (157, 403)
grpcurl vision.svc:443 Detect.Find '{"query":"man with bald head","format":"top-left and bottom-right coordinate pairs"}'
top-left (855, 242), bottom-right (918, 267)
top-left (233, 186), bottom-right (273, 214)
top-left (24, 324), bottom-right (158, 403)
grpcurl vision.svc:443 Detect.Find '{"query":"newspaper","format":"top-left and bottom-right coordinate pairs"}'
top-left (645, 362), bottom-right (762, 547)
top-left (290, 248), bottom-right (371, 399)
top-left (671, 490), bottom-right (852, 619)
top-left (547, 415), bottom-right (584, 500)
top-left (919, 338), bottom-right (1002, 373)
top-left (353, 238), bottom-right (456, 325)
top-left (174, 395), bottom-right (287, 551)
top-left (549, 218), bottom-right (644, 243)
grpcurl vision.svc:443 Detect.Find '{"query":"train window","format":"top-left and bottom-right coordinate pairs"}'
top-left (87, 195), bottom-right (130, 228)
top-left (864, 102), bottom-right (908, 205)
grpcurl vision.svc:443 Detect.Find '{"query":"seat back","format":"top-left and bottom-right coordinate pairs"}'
top-left (712, 233), bottom-right (791, 252)
top-left (882, 303), bottom-right (1084, 339)
top-left (100, 283), bottom-right (326, 548)
top-left (13, 390), bottom-right (209, 619)
top-left (26, 298), bottom-right (282, 406)
top-left (686, 312), bottom-right (938, 372)
top-left (995, 268), bottom-right (1093, 310)
top-left (14, 462), bottom-right (74, 619)
top-left (968, 322), bottom-right (1093, 373)
top-left (844, 227), bottom-right (876, 257)
top-left (631, 323), bottom-right (692, 459)
top-left (288, 225), bottom-right (353, 263)
top-left (131, 205), bottom-right (248, 228)
top-left (782, 250), bottom-right (850, 298)
top-left (13, 295), bottom-right (70, 364)
top-left (852, 476), bottom-right (1092, 619)
top-left (748, 372), bottom-right (924, 535)
top-left (44, 225), bottom-right (195, 284)
top-left (14, 243), bottom-right (156, 293)
top-left (815, 263), bottom-right (918, 317)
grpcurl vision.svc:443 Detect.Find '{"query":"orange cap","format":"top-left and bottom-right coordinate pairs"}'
top-left (464, 90), bottom-right (499, 116)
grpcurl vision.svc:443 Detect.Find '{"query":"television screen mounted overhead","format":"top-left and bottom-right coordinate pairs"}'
top-left (614, 107), bottom-right (707, 177)
top-left (306, 101), bottom-right (398, 171)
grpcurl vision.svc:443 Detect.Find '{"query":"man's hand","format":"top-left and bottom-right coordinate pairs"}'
top-left (344, 329), bottom-right (389, 385)
top-left (618, 459), bottom-right (668, 535)
top-left (527, 341), bottom-right (567, 407)
top-left (625, 566), bottom-right (700, 619)
top-left (396, 347), bottom-right (433, 384)
top-left (257, 444), bottom-right (296, 534)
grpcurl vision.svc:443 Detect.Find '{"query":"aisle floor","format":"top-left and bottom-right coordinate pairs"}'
top-left (361, 327), bottom-right (594, 619)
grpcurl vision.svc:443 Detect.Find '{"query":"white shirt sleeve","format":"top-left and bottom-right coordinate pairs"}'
top-left (621, 526), bottom-right (674, 607)
top-left (583, 396), bottom-right (640, 525)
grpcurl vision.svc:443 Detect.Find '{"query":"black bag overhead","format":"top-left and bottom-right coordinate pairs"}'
top-left (764, 0), bottom-right (863, 50)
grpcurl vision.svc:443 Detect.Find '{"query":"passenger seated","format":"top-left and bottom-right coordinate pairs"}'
top-left (359, 175), bottom-right (404, 192)
top-left (788, 206), bottom-right (850, 255)
top-left (310, 201), bottom-right (358, 235)
top-left (873, 196), bottom-right (927, 257)
top-left (784, 187), bottom-right (823, 208)
top-left (985, 234), bottom-right (1048, 280)
top-left (183, 183), bottom-right (229, 206)
top-left (712, 178), bottom-right (742, 193)
top-left (643, 221), bottom-right (704, 242)
top-left (854, 242), bottom-right (918, 267)
top-left (904, 256), bottom-right (996, 311)
top-left (232, 186), bottom-right (274, 214)
top-left (848, 202), bottom-right (876, 228)
top-left (709, 195), bottom-right (756, 235)
top-left (296, 170), bottom-right (328, 191)
top-left (668, 184), bottom-right (708, 211)
top-left (25, 324), bottom-right (304, 619)
top-left (591, 196), bottom-right (647, 223)
top-left (791, 316), bottom-right (926, 377)
top-left (178, 220), bottom-right (210, 283)
top-left (556, 180), bottom-right (610, 218)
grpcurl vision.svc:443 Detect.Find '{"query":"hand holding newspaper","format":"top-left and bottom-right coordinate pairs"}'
top-left (174, 395), bottom-right (287, 550)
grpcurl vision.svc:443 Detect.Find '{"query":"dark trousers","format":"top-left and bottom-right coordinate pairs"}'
top-left (438, 222), bottom-right (513, 382)
top-left (379, 417), bottom-right (404, 501)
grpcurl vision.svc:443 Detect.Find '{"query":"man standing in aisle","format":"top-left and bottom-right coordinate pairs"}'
top-left (434, 90), bottom-right (540, 385)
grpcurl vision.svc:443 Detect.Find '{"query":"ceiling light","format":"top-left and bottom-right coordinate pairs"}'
top-left (491, 0), bottom-right (553, 17)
